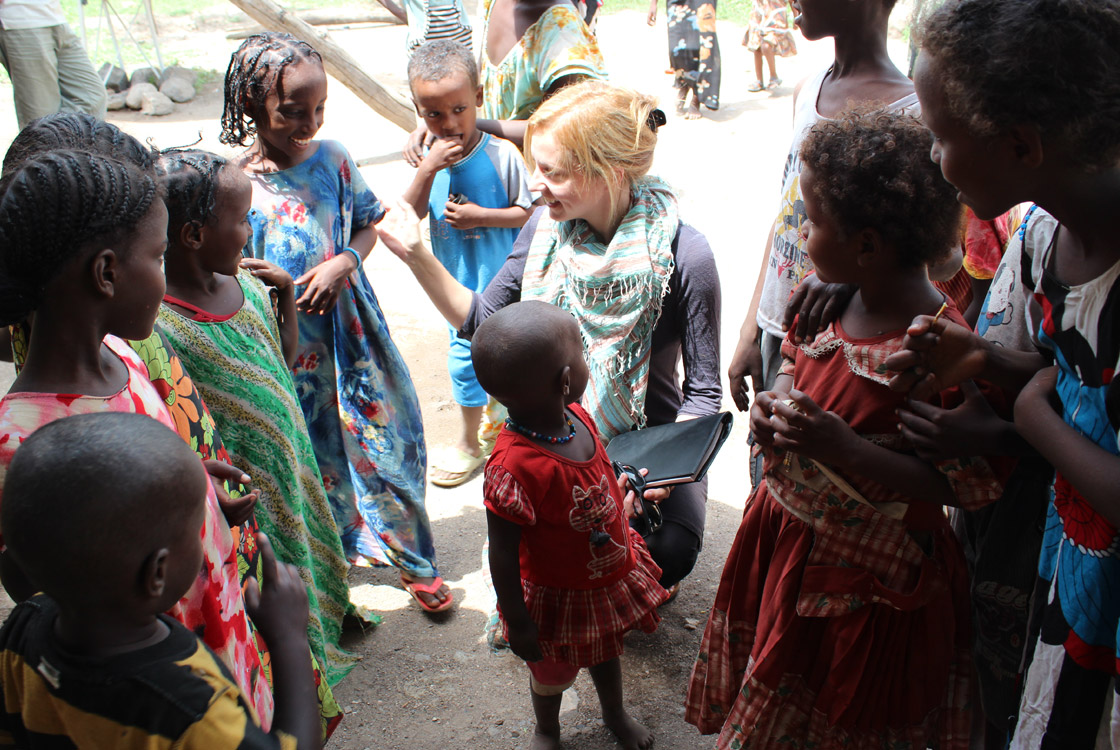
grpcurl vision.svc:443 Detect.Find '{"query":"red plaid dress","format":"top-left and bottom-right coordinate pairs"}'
top-left (685, 306), bottom-right (1004, 750)
top-left (484, 404), bottom-right (668, 667)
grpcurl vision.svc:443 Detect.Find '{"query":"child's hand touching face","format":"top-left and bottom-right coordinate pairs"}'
top-left (422, 137), bottom-right (465, 174)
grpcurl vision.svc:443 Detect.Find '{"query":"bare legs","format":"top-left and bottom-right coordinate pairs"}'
top-left (750, 44), bottom-right (780, 90)
top-left (677, 81), bottom-right (701, 120)
top-left (529, 659), bottom-right (653, 750)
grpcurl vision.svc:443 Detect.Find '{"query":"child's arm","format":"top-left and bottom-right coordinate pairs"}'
top-left (442, 202), bottom-right (533, 231)
top-left (240, 259), bottom-right (299, 367)
top-left (401, 138), bottom-right (465, 220)
top-left (486, 510), bottom-right (542, 663)
top-left (770, 389), bottom-right (960, 507)
top-left (728, 226), bottom-right (775, 412)
top-left (884, 316), bottom-right (1047, 400)
top-left (897, 380), bottom-right (1032, 459)
top-left (243, 534), bottom-right (321, 750)
top-left (292, 224), bottom-right (377, 317)
top-left (1015, 366), bottom-right (1120, 527)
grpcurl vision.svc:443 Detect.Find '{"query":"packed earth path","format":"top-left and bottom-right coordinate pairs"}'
top-left (0, 5), bottom-right (912, 748)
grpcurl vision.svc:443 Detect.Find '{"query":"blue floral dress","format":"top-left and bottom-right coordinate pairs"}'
top-left (243, 140), bottom-right (437, 579)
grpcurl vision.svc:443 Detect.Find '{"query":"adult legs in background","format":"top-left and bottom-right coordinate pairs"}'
top-left (0, 25), bottom-right (105, 128)
top-left (641, 477), bottom-right (706, 588)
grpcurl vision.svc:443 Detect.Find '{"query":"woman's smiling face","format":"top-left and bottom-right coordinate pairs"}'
top-left (528, 130), bottom-right (612, 229)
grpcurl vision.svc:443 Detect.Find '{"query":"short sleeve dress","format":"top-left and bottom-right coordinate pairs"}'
top-left (479, 0), bottom-right (608, 121)
top-left (483, 404), bottom-right (668, 666)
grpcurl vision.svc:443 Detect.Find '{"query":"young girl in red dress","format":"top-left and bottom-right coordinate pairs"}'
top-left (472, 300), bottom-right (668, 750)
top-left (685, 109), bottom-right (1005, 749)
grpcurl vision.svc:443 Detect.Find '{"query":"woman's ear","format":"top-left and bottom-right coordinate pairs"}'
top-left (139, 548), bottom-right (170, 601)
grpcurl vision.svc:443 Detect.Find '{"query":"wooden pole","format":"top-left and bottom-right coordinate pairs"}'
top-left (226, 0), bottom-right (416, 132)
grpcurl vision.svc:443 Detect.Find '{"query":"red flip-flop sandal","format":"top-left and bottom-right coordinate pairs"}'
top-left (401, 575), bottom-right (454, 613)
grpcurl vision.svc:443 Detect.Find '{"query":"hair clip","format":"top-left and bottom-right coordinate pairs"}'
top-left (646, 108), bottom-right (666, 133)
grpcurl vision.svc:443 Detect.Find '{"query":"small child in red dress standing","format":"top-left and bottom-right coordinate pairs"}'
top-left (472, 300), bottom-right (669, 750)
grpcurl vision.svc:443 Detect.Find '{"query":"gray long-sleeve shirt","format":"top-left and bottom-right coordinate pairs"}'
top-left (460, 208), bottom-right (723, 428)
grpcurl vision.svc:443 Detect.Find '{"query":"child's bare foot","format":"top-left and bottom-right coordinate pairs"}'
top-left (684, 99), bottom-right (702, 120)
top-left (530, 725), bottom-right (562, 749)
top-left (603, 708), bottom-right (653, 750)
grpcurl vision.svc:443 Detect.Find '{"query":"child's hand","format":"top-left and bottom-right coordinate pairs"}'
top-left (243, 533), bottom-right (310, 649)
top-left (884, 316), bottom-right (988, 400)
top-left (423, 137), bottom-right (465, 173)
top-left (749, 390), bottom-right (785, 445)
top-left (404, 123), bottom-right (437, 168)
top-left (240, 257), bottom-right (293, 292)
top-left (376, 201), bottom-right (426, 263)
top-left (203, 459), bottom-right (259, 528)
top-left (897, 381), bottom-right (1002, 460)
top-left (769, 389), bottom-right (859, 466)
top-left (728, 332), bottom-right (765, 412)
top-left (507, 621), bottom-right (543, 663)
top-left (292, 254), bottom-right (357, 316)
top-left (616, 467), bottom-right (670, 519)
top-left (782, 275), bottom-right (855, 344)
top-left (443, 199), bottom-right (485, 230)
top-left (1014, 365), bottom-right (1061, 443)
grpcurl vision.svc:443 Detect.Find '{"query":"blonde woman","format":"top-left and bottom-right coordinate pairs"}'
top-left (379, 80), bottom-right (722, 595)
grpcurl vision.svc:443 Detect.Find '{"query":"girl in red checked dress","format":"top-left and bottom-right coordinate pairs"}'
top-left (685, 110), bottom-right (1008, 750)
top-left (472, 300), bottom-right (668, 750)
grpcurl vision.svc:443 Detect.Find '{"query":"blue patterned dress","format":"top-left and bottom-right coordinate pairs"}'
top-left (1011, 206), bottom-right (1120, 748)
top-left (243, 140), bottom-right (437, 578)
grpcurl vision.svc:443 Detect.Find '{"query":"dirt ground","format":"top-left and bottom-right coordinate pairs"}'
top-left (0, 7), bottom-right (912, 748)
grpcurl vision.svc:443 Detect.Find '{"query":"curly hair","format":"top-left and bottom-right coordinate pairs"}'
top-left (799, 108), bottom-right (961, 268)
top-left (157, 148), bottom-right (230, 241)
top-left (1, 112), bottom-right (155, 176)
top-left (0, 150), bottom-right (159, 325)
top-left (220, 31), bottom-right (322, 147)
top-left (919, 0), bottom-right (1120, 169)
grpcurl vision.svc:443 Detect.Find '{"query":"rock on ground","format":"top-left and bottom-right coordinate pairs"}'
top-left (125, 82), bottom-right (158, 110)
top-left (140, 90), bottom-right (174, 116)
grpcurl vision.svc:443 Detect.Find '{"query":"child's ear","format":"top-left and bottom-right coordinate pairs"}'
top-left (139, 548), bottom-right (171, 600)
top-left (180, 220), bottom-right (204, 251)
top-left (89, 248), bottom-right (120, 298)
top-left (855, 228), bottom-right (882, 267)
top-left (560, 365), bottom-right (572, 397)
top-left (1006, 124), bottom-right (1044, 170)
top-left (475, 85), bottom-right (484, 108)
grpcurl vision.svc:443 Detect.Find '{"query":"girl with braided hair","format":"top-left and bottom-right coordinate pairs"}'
top-left (222, 32), bottom-right (451, 613)
top-left (0, 148), bottom-right (287, 728)
top-left (154, 147), bottom-right (361, 690)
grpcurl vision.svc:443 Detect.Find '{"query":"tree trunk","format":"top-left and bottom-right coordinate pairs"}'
top-left (226, 0), bottom-right (416, 131)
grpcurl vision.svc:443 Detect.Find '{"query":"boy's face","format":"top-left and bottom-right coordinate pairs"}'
top-left (412, 72), bottom-right (483, 148)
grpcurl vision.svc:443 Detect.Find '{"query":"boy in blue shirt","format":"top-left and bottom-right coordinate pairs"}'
top-left (403, 39), bottom-right (534, 487)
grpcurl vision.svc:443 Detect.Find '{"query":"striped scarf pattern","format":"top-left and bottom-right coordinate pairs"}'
top-left (522, 176), bottom-right (678, 439)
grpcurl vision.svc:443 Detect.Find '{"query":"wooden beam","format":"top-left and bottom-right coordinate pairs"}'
top-left (226, 0), bottom-right (416, 132)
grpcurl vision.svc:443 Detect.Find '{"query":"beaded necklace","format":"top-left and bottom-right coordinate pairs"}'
top-left (505, 413), bottom-right (576, 444)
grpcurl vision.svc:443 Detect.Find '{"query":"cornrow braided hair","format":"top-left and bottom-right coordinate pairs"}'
top-left (220, 31), bottom-right (323, 147)
top-left (2, 112), bottom-right (156, 177)
top-left (157, 148), bottom-right (230, 238)
top-left (0, 149), bottom-right (159, 326)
